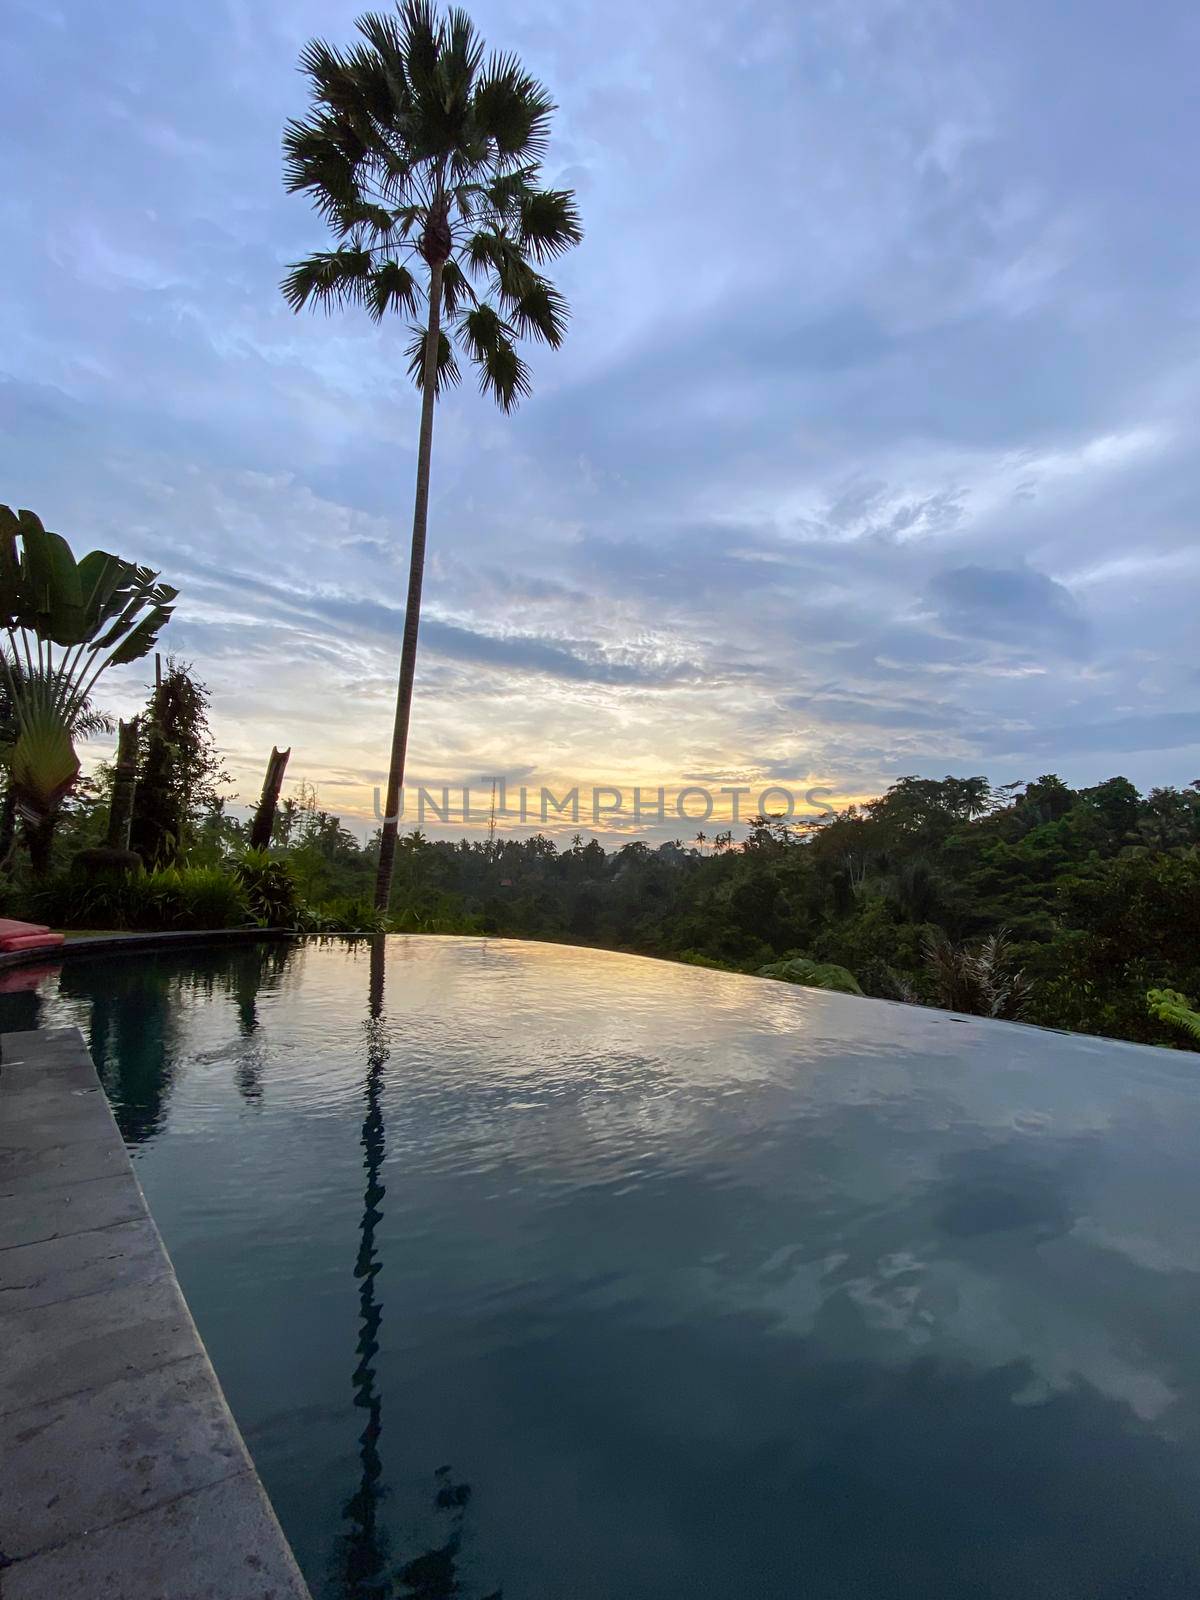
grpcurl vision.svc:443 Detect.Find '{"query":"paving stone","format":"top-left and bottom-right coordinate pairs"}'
top-left (0, 1130), bottom-right (131, 1192)
top-left (4, 1469), bottom-right (312, 1600)
top-left (0, 1215), bottom-right (169, 1312)
top-left (1, 1029), bottom-right (88, 1074)
top-left (0, 1172), bottom-right (145, 1250)
top-left (1, 1355), bottom-right (245, 1560)
top-left (0, 1024), bottom-right (313, 1597)
top-left (0, 1055), bottom-right (100, 1093)
top-left (1, 1079), bottom-right (115, 1144)
top-left (0, 1259), bottom-right (197, 1414)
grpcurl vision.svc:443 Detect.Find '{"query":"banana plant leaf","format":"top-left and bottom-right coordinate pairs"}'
top-left (107, 606), bottom-right (175, 665)
top-left (76, 551), bottom-right (129, 639)
top-left (0, 508), bottom-right (176, 829)
top-left (9, 706), bottom-right (81, 821)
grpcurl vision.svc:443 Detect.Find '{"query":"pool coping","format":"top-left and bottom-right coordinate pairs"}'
top-left (0, 926), bottom-right (304, 974)
top-left (0, 1024), bottom-right (314, 1599)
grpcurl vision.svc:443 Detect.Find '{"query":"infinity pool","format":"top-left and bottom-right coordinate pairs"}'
top-left (6, 935), bottom-right (1200, 1597)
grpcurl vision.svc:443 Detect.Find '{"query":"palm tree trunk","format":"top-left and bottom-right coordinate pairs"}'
top-left (374, 258), bottom-right (444, 911)
top-left (105, 717), bottom-right (140, 851)
top-left (23, 812), bottom-right (57, 879)
top-left (249, 745), bottom-right (291, 851)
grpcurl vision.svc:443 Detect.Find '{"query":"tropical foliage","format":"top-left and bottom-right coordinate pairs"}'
top-left (0, 505), bottom-right (176, 870)
top-left (6, 760), bottom-right (1200, 1047)
top-left (756, 957), bottom-right (864, 995)
top-left (203, 771), bottom-right (1191, 1049)
top-left (1147, 989), bottom-right (1200, 1045)
top-left (128, 660), bottom-right (229, 867)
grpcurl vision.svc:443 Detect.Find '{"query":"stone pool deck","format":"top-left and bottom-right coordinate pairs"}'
top-left (0, 1026), bottom-right (312, 1600)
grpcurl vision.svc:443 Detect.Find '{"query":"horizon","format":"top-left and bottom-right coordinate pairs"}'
top-left (3, 0), bottom-right (1198, 843)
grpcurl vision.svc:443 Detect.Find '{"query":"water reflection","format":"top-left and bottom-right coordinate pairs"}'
top-left (338, 939), bottom-right (500, 1600)
top-left (231, 941), bottom-right (294, 1105)
top-left (396, 1469), bottom-right (500, 1600)
top-left (7, 937), bottom-right (1200, 1597)
top-left (338, 937), bottom-right (391, 1597)
top-left (50, 939), bottom-right (299, 1139)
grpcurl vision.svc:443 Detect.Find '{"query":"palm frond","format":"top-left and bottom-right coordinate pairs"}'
top-left (442, 7), bottom-right (486, 97)
top-left (471, 52), bottom-right (553, 160)
top-left (465, 229), bottom-right (534, 298)
top-left (368, 260), bottom-right (420, 320)
top-left (519, 188), bottom-right (583, 260)
top-left (282, 116), bottom-right (362, 207)
top-left (458, 302), bottom-right (507, 362)
top-left (477, 337), bottom-right (532, 412)
top-left (457, 306), bottom-right (530, 410)
top-left (280, 248), bottom-right (374, 313)
top-left (333, 198), bottom-right (397, 237)
top-left (440, 258), bottom-right (476, 317)
top-left (296, 38), bottom-right (354, 104)
top-left (485, 164), bottom-right (538, 211)
top-left (508, 276), bottom-right (568, 347)
top-left (405, 325), bottom-right (461, 393)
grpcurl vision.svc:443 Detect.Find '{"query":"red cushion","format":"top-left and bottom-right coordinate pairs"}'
top-left (0, 918), bottom-right (50, 937)
top-left (0, 932), bottom-right (64, 952)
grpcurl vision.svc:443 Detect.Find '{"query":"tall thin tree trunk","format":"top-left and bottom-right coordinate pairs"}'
top-left (105, 717), bottom-right (140, 851)
top-left (250, 745), bottom-right (291, 850)
top-left (0, 783), bottom-right (16, 872)
top-left (23, 812), bottom-right (56, 879)
top-left (374, 258), bottom-right (443, 911)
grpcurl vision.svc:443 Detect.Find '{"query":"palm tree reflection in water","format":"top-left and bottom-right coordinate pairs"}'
top-left (338, 936), bottom-right (500, 1600)
top-left (339, 935), bottom-right (391, 1597)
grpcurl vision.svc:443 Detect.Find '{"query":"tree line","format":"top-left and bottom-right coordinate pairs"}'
top-left (5, 650), bottom-right (1198, 1050)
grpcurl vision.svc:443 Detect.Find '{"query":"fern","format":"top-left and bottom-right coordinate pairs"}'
top-left (1147, 989), bottom-right (1200, 1044)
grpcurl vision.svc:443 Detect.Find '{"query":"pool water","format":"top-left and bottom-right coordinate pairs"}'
top-left (7, 935), bottom-right (1200, 1598)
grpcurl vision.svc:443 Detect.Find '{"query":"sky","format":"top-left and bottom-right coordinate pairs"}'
top-left (2, 0), bottom-right (1198, 842)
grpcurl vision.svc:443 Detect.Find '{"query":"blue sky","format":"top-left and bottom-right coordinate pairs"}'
top-left (2, 0), bottom-right (1198, 837)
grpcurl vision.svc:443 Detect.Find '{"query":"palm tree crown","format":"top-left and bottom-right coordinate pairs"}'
top-left (282, 0), bottom-right (582, 409)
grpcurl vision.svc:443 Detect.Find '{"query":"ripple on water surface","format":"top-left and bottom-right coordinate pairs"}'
top-left (8, 934), bottom-right (1200, 1599)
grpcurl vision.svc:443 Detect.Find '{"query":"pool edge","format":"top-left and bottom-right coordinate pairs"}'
top-left (0, 1025), bottom-right (314, 1600)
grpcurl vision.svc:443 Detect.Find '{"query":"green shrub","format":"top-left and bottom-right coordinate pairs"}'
top-left (316, 895), bottom-right (387, 934)
top-left (31, 864), bottom-right (250, 931)
top-left (234, 849), bottom-right (301, 928)
top-left (757, 956), bottom-right (864, 995)
top-left (170, 866), bottom-right (251, 929)
top-left (30, 872), bottom-right (134, 930)
top-left (674, 949), bottom-right (753, 973)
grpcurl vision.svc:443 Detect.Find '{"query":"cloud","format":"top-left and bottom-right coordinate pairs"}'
top-left (1, 0), bottom-right (1199, 833)
top-left (928, 564), bottom-right (1090, 656)
top-left (987, 713), bottom-right (1200, 762)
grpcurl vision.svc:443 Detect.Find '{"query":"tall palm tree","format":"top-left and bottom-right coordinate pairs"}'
top-left (282, 0), bottom-right (582, 910)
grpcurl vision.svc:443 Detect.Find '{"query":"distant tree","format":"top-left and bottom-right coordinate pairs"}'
top-left (1018, 774), bottom-right (1075, 826)
top-left (1138, 784), bottom-right (1200, 849)
top-left (1079, 775), bottom-right (1141, 842)
top-left (282, 0), bottom-right (582, 911)
top-left (1035, 849), bottom-right (1200, 1044)
top-left (129, 661), bottom-right (230, 867)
